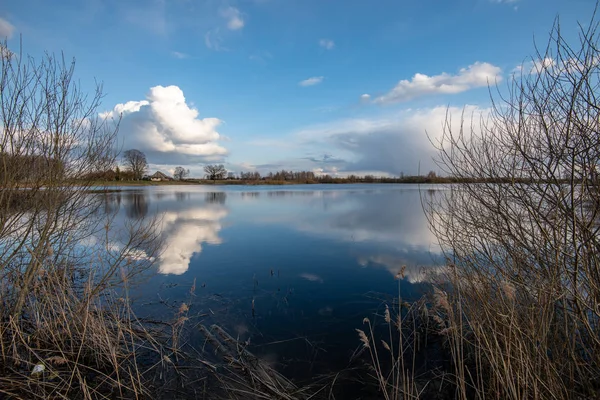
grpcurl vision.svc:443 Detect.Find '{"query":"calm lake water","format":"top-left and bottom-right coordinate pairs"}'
top-left (104, 184), bottom-right (445, 380)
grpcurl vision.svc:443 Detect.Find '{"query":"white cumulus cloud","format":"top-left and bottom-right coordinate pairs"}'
top-left (513, 57), bottom-right (555, 75)
top-left (101, 85), bottom-right (227, 165)
top-left (375, 62), bottom-right (502, 104)
top-left (221, 7), bottom-right (244, 30)
top-left (0, 17), bottom-right (14, 38)
top-left (299, 76), bottom-right (324, 87)
top-left (319, 39), bottom-right (335, 50)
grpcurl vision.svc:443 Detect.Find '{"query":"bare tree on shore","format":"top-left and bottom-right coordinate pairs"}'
top-left (173, 166), bottom-right (190, 180)
top-left (204, 164), bottom-right (226, 181)
top-left (123, 149), bottom-right (148, 180)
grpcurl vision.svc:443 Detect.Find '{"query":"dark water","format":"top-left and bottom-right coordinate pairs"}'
top-left (105, 184), bottom-right (445, 380)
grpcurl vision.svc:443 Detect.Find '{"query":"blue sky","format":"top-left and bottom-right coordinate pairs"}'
top-left (0, 0), bottom-right (595, 176)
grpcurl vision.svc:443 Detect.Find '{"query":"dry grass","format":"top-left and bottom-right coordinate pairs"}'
top-left (0, 265), bottom-right (172, 399)
top-left (419, 5), bottom-right (600, 399)
top-left (0, 263), bottom-right (336, 399)
top-left (423, 265), bottom-right (600, 400)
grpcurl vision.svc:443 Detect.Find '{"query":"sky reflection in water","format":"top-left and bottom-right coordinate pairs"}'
top-left (106, 184), bottom-right (445, 377)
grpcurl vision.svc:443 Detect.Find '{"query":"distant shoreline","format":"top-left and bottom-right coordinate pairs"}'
top-left (88, 177), bottom-right (546, 187)
top-left (1, 178), bottom-right (561, 191)
top-left (90, 179), bottom-right (449, 187)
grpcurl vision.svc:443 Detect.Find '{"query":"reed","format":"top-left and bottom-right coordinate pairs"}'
top-left (354, 270), bottom-right (433, 400)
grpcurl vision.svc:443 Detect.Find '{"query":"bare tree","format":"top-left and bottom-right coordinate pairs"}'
top-left (0, 48), bottom-right (161, 304)
top-left (426, 9), bottom-right (600, 399)
top-left (204, 164), bottom-right (226, 181)
top-left (173, 166), bottom-right (189, 180)
top-left (0, 44), bottom-right (163, 397)
top-left (0, 49), bottom-right (121, 315)
top-left (123, 149), bottom-right (148, 180)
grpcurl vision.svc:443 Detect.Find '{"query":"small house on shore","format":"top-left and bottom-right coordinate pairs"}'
top-left (149, 171), bottom-right (172, 182)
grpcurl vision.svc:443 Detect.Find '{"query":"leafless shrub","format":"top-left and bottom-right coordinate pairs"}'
top-left (426, 6), bottom-right (600, 399)
top-left (0, 42), bottom-right (170, 398)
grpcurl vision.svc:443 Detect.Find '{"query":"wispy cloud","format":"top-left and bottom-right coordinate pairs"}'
top-left (171, 51), bottom-right (189, 59)
top-left (299, 76), bottom-right (324, 87)
top-left (373, 62), bottom-right (502, 104)
top-left (249, 51), bottom-right (273, 64)
top-left (123, 1), bottom-right (167, 36)
top-left (221, 7), bottom-right (244, 30)
top-left (302, 153), bottom-right (346, 164)
top-left (204, 7), bottom-right (243, 51)
top-left (0, 17), bottom-right (14, 38)
top-left (246, 138), bottom-right (297, 149)
top-left (205, 29), bottom-right (228, 51)
top-left (319, 39), bottom-right (335, 50)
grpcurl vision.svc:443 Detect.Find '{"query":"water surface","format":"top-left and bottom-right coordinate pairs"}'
top-left (106, 184), bottom-right (444, 378)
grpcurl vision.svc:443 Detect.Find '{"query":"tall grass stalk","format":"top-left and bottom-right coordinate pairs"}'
top-left (356, 266), bottom-right (427, 400)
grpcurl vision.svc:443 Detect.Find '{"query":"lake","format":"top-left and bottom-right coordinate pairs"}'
top-left (103, 184), bottom-right (445, 382)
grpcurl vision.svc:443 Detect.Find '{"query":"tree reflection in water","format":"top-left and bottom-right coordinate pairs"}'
top-left (125, 192), bottom-right (149, 219)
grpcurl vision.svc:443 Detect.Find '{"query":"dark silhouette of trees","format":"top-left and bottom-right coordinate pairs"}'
top-left (204, 164), bottom-right (227, 181)
top-left (0, 153), bottom-right (65, 182)
top-left (219, 169), bottom-right (458, 184)
top-left (173, 166), bottom-right (190, 180)
top-left (240, 171), bottom-right (261, 180)
top-left (123, 149), bottom-right (148, 180)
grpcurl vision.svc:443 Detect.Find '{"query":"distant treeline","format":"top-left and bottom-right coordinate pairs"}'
top-left (83, 167), bottom-right (132, 182)
top-left (187, 170), bottom-right (552, 185)
top-left (80, 167), bottom-right (570, 185)
top-left (0, 153), bottom-right (65, 183)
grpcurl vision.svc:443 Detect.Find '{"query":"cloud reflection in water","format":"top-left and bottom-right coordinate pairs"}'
top-left (158, 205), bottom-right (228, 275)
top-left (357, 254), bottom-right (446, 283)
